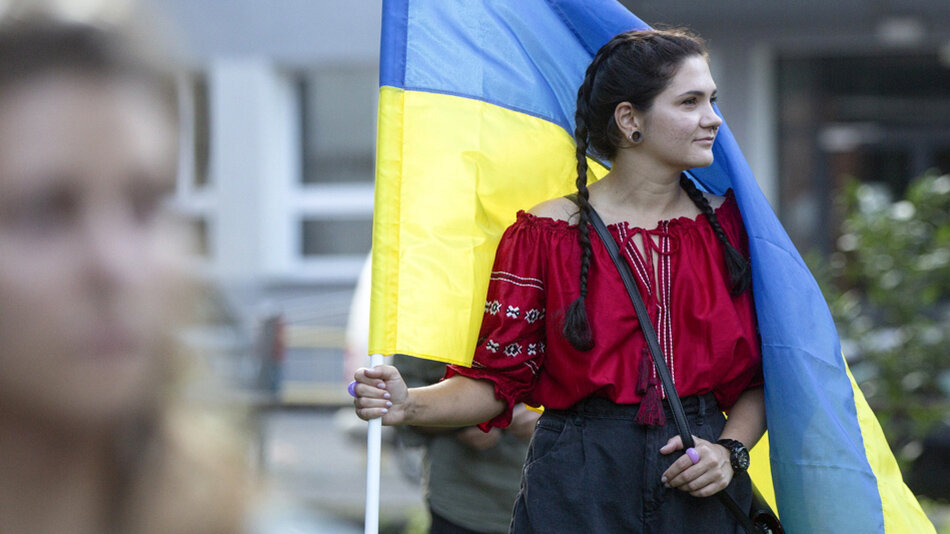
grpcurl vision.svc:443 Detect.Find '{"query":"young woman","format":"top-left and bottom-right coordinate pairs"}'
top-left (0, 10), bottom-right (248, 534)
top-left (354, 28), bottom-right (766, 533)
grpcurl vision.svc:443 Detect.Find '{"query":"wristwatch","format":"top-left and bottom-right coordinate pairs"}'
top-left (717, 439), bottom-right (750, 473)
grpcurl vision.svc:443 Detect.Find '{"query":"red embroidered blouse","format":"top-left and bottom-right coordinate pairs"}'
top-left (445, 191), bottom-right (763, 430)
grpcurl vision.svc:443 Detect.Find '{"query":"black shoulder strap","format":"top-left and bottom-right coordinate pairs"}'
top-left (568, 194), bottom-right (759, 534)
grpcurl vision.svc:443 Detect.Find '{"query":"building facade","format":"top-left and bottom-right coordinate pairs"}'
top-left (158, 0), bottom-right (950, 290)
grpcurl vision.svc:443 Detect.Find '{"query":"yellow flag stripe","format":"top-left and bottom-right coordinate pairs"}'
top-left (845, 359), bottom-right (935, 533)
top-left (370, 86), bottom-right (606, 364)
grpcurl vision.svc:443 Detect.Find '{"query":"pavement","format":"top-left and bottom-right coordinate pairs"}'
top-left (258, 406), bottom-right (426, 533)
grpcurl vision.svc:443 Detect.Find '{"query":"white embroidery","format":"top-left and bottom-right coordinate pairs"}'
top-left (504, 343), bottom-right (522, 358)
top-left (523, 359), bottom-right (540, 375)
top-left (487, 300), bottom-right (501, 315)
top-left (525, 309), bottom-right (542, 323)
top-left (489, 271), bottom-right (544, 291)
top-left (506, 305), bottom-right (520, 318)
top-left (485, 340), bottom-right (500, 353)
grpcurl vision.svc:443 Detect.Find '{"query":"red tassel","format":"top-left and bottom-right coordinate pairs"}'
top-left (636, 348), bottom-right (652, 393)
top-left (635, 385), bottom-right (666, 426)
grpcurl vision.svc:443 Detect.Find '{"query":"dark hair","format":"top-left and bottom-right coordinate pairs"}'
top-left (563, 28), bottom-right (750, 351)
top-left (0, 15), bottom-right (176, 111)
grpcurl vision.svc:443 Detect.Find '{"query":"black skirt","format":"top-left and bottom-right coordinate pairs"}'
top-left (510, 393), bottom-right (752, 533)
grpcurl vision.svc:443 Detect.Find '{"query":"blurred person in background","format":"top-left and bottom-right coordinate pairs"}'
top-left (0, 3), bottom-right (249, 533)
top-left (393, 354), bottom-right (539, 534)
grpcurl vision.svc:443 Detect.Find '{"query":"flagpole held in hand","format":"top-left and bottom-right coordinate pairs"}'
top-left (364, 353), bottom-right (384, 534)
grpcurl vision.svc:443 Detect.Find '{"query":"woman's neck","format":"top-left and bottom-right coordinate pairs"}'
top-left (0, 410), bottom-right (114, 534)
top-left (588, 155), bottom-right (692, 226)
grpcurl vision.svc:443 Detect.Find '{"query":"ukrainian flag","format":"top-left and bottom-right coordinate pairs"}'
top-left (369, 1), bottom-right (934, 532)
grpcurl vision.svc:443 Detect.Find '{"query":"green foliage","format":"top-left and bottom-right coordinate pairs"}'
top-left (808, 172), bottom-right (950, 466)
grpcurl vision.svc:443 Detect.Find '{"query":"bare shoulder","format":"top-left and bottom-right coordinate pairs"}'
top-left (527, 196), bottom-right (579, 224)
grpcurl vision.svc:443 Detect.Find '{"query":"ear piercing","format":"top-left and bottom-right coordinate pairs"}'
top-left (630, 130), bottom-right (642, 143)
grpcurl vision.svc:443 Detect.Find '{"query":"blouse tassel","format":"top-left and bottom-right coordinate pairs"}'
top-left (634, 349), bottom-right (666, 426)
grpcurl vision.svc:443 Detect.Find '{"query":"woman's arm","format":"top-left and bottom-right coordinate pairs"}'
top-left (353, 365), bottom-right (505, 427)
top-left (719, 386), bottom-right (766, 448)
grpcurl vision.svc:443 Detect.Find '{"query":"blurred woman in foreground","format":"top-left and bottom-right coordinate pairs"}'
top-left (0, 5), bottom-right (248, 533)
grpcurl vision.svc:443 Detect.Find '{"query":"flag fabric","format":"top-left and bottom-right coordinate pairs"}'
top-left (370, 1), bottom-right (934, 532)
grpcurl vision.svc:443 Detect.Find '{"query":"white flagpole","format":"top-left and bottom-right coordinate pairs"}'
top-left (364, 353), bottom-right (384, 534)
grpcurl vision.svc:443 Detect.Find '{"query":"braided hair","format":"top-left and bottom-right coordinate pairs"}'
top-left (679, 174), bottom-right (751, 295)
top-left (563, 28), bottom-right (751, 351)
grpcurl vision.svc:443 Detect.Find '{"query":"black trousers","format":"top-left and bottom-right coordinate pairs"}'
top-left (430, 509), bottom-right (507, 534)
top-left (510, 393), bottom-right (751, 533)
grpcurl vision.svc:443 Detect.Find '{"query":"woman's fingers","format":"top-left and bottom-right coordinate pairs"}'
top-left (661, 453), bottom-right (695, 485)
top-left (662, 436), bottom-right (733, 496)
top-left (668, 469), bottom-right (730, 498)
top-left (352, 365), bottom-right (405, 422)
top-left (356, 364), bottom-right (399, 385)
top-left (658, 434), bottom-right (684, 454)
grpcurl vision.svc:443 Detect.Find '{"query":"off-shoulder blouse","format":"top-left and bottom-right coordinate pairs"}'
top-left (445, 191), bottom-right (763, 430)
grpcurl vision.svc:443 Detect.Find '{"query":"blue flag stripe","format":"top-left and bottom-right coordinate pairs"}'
top-left (380, 0), bottom-right (648, 133)
top-left (379, 0), bottom-right (408, 87)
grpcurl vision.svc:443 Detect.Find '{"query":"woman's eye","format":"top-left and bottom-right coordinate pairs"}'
top-left (6, 189), bottom-right (77, 234)
top-left (710, 95), bottom-right (718, 104)
top-left (683, 97), bottom-right (697, 105)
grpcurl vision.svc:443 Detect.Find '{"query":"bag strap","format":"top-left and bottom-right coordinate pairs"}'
top-left (572, 195), bottom-right (759, 534)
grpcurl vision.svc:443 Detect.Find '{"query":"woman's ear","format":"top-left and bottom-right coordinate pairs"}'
top-left (613, 101), bottom-right (639, 141)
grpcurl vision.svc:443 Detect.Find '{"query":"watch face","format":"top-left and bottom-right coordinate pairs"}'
top-left (735, 448), bottom-right (750, 471)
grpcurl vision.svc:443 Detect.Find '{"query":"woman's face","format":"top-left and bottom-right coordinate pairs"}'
top-left (634, 54), bottom-right (723, 171)
top-left (0, 74), bottom-right (181, 428)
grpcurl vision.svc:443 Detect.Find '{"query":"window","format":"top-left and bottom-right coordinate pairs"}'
top-left (190, 74), bottom-right (211, 188)
top-left (776, 52), bottom-right (950, 253)
top-left (297, 68), bottom-right (378, 184)
top-left (174, 72), bottom-right (213, 263)
top-left (300, 218), bottom-right (373, 256)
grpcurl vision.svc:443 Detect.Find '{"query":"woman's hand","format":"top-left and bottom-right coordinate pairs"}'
top-left (659, 435), bottom-right (732, 497)
top-left (352, 365), bottom-right (409, 425)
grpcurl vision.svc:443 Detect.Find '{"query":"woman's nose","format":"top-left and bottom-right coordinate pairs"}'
top-left (81, 205), bottom-right (143, 292)
top-left (703, 105), bottom-right (723, 130)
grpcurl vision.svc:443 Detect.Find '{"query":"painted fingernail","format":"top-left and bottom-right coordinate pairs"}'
top-left (385, 401), bottom-right (392, 407)
top-left (377, 382), bottom-right (386, 389)
top-left (383, 392), bottom-right (391, 399)
top-left (661, 476), bottom-right (667, 484)
top-left (381, 408), bottom-right (389, 414)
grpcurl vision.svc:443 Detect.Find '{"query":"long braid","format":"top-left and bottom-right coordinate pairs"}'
top-left (562, 51), bottom-right (605, 351)
top-left (679, 175), bottom-right (751, 295)
top-left (564, 34), bottom-right (644, 350)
